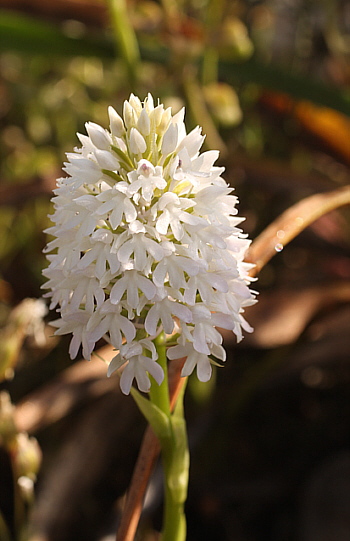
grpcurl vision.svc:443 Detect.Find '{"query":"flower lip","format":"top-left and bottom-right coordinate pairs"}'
top-left (138, 160), bottom-right (154, 176)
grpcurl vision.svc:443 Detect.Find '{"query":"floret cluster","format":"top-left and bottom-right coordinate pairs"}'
top-left (43, 94), bottom-right (256, 394)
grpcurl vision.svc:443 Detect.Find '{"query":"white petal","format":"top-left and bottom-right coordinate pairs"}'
top-left (156, 209), bottom-right (170, 235)
top-left (211, 312), bottom-right (235, 330)
top-left (120, 317), bottom-right (136, 343)
top-left (145, 304), bottom-right (159, 336)
top-left (211, 343), bottom-right (226, 362)
top-left (138, 275), bottom-right (156, 300)
top-left (107, 353), bottom-right (125, 377)
top-left (170, 302), bottom-right (192, 324)
top-left (124, 200), bottom-right (138, 223)
top-left (162, 123), bottom-right (178, 155)
top-left (126, 281), bottom-right (139, 309)
top-left (167, 344), bottom-right (190, 360)
top-left (109, 206), bottom-right (123, 229)
top-left (144, 237), bottom-right (164, 261)
top-left (118, 239), bottom-right (134, 263)
top-left (119, 362), bottom-right (135, 394)
top-left (106, 253), bottom-right (120, 275)
top-left (142, 356), bottom-right (164, 387)
top-left (110, 276), bottom-right (126, 304)
top-left (69, 334), bottom-right (81, 359)
top-left (134, 240), bottom-right (147, 271)
top-left (135, 365), bottom-right (151, 393)
top-left (153, 260), bottom-right (167, 287)
top-left (197, 354), bottom-right (212, 382)
top-left (193, 325), bottom-right (211, 355)
top-left (177, 256), bottom-right (199, 276)
top-left (160, 306), bottom-right (174, 334)
top-left (181, 354), bottom-right (197, 377)
top-left (140, 338), bottom-right (158, 360)
top-left (177, 126), bottom-right (204, 158)
top-left (78, 246), bottom-right (98, 269)
top-left (109, 325), bottom-right (123, 349)
top-left (95, 149), bottom-right (120, 171)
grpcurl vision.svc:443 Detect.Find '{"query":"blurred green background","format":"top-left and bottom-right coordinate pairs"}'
top-left (0, 1), bottom-right (350, 540)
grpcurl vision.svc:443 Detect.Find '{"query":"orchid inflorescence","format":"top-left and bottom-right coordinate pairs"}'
top-left (43, 93), bottom-right (256, 394)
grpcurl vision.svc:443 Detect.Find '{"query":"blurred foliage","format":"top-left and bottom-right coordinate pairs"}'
top-left (0, 0), bottom-right (349, 540)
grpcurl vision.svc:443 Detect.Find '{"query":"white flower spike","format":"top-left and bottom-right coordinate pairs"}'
top-left (43, 94), bottom-right (256, 394)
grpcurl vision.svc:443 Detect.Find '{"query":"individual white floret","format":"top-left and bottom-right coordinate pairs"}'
top-left (107, 339), bottom-right (163, 395)
top-left (52, 310), bottom-right (94, 360)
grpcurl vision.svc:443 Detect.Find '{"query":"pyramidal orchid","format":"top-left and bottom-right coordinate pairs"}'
top-left (42, 93), bottom-right (256, 395)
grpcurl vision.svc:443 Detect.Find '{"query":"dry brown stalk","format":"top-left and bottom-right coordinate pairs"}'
top-left (246, 185), bottom-right (350, 277)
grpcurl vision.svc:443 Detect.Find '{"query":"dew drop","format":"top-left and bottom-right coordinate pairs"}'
top-left (274, 243), bottom-right (284, 252)
top-left (277, 229), bottom-right (285, 239)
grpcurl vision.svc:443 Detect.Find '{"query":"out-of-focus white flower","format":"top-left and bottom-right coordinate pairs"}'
top-left (43, 93), bottom-right (256, 394)
top-left (11, 298), bottom-right (48, 346)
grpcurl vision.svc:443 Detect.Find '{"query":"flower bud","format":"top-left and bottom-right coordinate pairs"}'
top-left (123, 100), bottom-right (137, 129)
top-left (129, 93), bottom-right (142, 115)
top-left (137, 108), bottom-right (151, 136)
top-left (157, 107), bottom-right (172, 135)
top-left (129, 128), bottom-right (147, 155)
top-left (108, 106), bottom-right (125, 137)
top-left (150, 104), bottom-right (164, 127)
top-left (144, 93), bottom-right (154, 114)
top-left (85, 122), bottom-right (110, 150)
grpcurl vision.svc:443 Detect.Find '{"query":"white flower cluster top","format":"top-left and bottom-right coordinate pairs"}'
top-left (43, 94), bottom-right (256, 394)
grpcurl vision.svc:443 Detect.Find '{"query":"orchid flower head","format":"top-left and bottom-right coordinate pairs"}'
top-left (43, 93), bottom-right (256, 394)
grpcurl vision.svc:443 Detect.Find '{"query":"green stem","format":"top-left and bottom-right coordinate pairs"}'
top-left (148, 333), bottom-right (189, 541)
top-left (161, 379), bottom-right (189, 541)
top-left (106, 0), bottom-right (140, 84)
top-left (162, 479), bottom-right (186, 541)
top-left (149, 332), bottom-right (171, 417)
